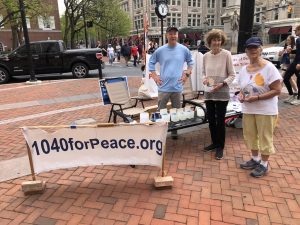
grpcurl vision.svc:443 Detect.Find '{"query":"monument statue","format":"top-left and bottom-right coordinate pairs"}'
top-left (231, 10), bottom-right (239, 31)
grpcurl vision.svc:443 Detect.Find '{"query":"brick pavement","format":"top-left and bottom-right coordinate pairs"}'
top-left (0, 77), bottom-right (300, 225)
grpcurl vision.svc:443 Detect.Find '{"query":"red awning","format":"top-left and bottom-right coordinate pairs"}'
top-left (195, 33), bottom-right (201, 40)
top-left (187, 33), bottom-right (195, 39)
top-left (178, 33), bottom-right (185, 39)
top-left (268, 26), bottom-right (292, 35)
top-left (278, 26), bottom-right (292, 34)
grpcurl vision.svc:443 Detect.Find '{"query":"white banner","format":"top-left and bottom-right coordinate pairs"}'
top-left (22, 123), bottom-right (168, 174)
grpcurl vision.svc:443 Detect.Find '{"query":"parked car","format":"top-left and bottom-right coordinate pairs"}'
top-left (262, 41), bottom-right (285, 68)
top-left (0, 40), bottom-right (104, 84)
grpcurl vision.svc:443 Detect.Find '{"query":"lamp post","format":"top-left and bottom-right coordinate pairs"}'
top-left (18, 0), bottom-right (36, 82)
top-left (155, 0), bottom-right (169, 46)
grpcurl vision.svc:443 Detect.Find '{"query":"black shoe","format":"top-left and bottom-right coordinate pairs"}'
top-left (240, 159), bottom-right (261, 170)
top-left (203, 143), bottom-right (219, 152)
top-left (250, 164), bottom-right (268, 178)
top-left (215, 148), bottom-right (223, 160)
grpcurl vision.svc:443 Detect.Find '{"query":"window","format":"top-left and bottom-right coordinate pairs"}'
top-left (134, 15), bottom-right (143, 30)
top-left (170, 0), bottom-right (181, 6)
top-left (0, 15), bottom-right (4, 29)
top-left (38, 16), bottom-right (55, 30)
top-left (255, 7), bottom-right (266, 23)
top-left (207, 14), bottom-right (215, 26)
top-left (26, 17), bottom-right (31, 29)
top-left (41, 42), bottom-right (59, 53)
top-left (188, 0), bottom-right (201, 7)
top-left (122, 2), bottom-right (129, 11)
top-left (207, 0), bottom-right (215, 8)
top-left (151, 0), bottom-right (155, 5)
top-left (167, 13), bottom-right (181, 27)
top-left (151, 13), bottom-right (158, 27)
top-left (274, 6), bottom-right (279, 20)
top-left (188, 14), bottom-right (201, 27)
top-left (222, 0), bottom-right (226, 8)
top-left (133, 0), bottom-right (143, 9)
top-left (16, 43), bottom-right (41, 56)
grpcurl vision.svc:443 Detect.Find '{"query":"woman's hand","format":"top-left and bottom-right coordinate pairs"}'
top-left (243, 95), bottom-right (259, 103)
top-left (203, 78), bottom-right (208, 85)
top-left (238, 92), bottom-right (244, 103)
top-left (211, 83), bottom-right (223, 92)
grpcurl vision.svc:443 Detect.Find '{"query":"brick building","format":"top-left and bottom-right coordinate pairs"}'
top-left (0, 0), bottom-right (62, 52)
top-left (120, 0), bottom-right (228, 46)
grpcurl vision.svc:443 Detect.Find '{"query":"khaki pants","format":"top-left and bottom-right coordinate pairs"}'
top-left (158, 92), bottom-right (181, 110)
top-left (242, 114), bottom-right (277, 155)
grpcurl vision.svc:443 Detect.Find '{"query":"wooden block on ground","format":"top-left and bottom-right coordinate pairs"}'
top-left (154, 176), bottom-right (174, 188)
top-left (21, 180), bottom-right (46, 195)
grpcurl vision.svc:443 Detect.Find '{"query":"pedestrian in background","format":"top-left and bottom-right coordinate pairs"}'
top-left (121, 42), bottom-right (131, 66)
top-left (198, 40), bottom-right (210, 55)
top-left (279, 35), bottom-right (297, 103)
top-left (283, 25), bottom-right (300, 105)
top-left (131, 43), bottom-right (139, 67)
top-left (202, 29), bottom-right (235, 160)
top-left (115, 43), bottom-right (121, 61)
top-left (149, 26), bottom-right (194, 139)
top-left (107, 44), bottom-right (115, 65)
top-left (238, 37), bottom-right (282, 178)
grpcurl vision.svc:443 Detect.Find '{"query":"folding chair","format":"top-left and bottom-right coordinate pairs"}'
top-left (105, 79), bottom-right (146, 123)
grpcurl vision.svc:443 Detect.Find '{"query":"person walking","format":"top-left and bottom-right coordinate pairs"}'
top-left (107, 44), bottom-right (115, 65)
top-left (121, 43), bottom-right (131, 66)
top-left (131, 43), bottom-right (139, 67)
top-left (280, 35), bottom-right (297, 103)
top-left (238, 37), bottom-right (282, 178)
top-left (116, 43), bottom-right (121, 61)
top-left (202, 29), bottom-right (235, 160)
top-left (283, 25), bottom-right (300, 105)
top-left (148, 26), bottom-right (194, 139)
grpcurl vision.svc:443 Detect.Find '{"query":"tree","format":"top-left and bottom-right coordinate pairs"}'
top-left (62, 0), bottom-right (131, 48)
top-left (0, 0), bottom-right (51, 49)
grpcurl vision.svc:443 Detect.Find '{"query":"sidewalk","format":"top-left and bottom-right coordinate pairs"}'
top-left (0, 77), bottom-right (300, 225)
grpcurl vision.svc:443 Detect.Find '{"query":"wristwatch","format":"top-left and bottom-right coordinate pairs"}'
top-left (185, 71), bottom-right (190, 78)
top-left (222, 81), bottom-right (227, 86)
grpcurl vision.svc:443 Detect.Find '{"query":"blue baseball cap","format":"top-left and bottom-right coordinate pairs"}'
top-left (245, 37), bottom-right (263, 47)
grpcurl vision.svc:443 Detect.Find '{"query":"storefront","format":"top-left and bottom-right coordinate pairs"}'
top-left (268, 25), bottom-right (292, 43)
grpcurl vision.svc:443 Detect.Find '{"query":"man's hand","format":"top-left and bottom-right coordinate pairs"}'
top-left (296, 64), bottom-right (300, 71)
top-left (150, 73), bottom-right (163, 85)
top-left (179, 71), bottom-right (190, 83)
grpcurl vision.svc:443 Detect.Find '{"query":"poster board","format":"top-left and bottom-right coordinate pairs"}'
top-left (99, 77), bottom-right (129, 105)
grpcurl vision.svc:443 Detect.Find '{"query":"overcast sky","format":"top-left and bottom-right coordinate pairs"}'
top-left (58, 0), bottom-right (65, 15)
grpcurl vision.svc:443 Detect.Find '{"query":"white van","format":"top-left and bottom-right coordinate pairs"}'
top-left (261, 41), bottom-right (285, 68)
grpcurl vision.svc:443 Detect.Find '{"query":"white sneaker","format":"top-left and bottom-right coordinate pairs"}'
top-left (290, 99), bottom-right (300, 105)
top-left (284, 95), bottom-right (295, 103)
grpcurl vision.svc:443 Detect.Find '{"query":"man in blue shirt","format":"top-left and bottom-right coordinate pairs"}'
top-left (149, 26), bottom-right (194, 138)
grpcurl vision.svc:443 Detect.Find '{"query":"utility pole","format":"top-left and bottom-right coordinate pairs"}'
top-left (237, 0), bottom-right (255, 53)
top-left (18, 0), bottom-right (36, 82)
top-left (83, 5), bottom-right (88, 48)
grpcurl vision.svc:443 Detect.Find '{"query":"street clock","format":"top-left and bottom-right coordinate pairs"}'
top-left (155, 0), bottom-right (169, 18)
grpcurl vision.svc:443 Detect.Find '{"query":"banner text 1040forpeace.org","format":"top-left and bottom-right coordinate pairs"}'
top-left (22, 123), bottom-right (168, 174)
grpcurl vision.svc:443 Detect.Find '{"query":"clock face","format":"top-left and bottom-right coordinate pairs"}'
top-left (158, 3), bottom-right (168, 17)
